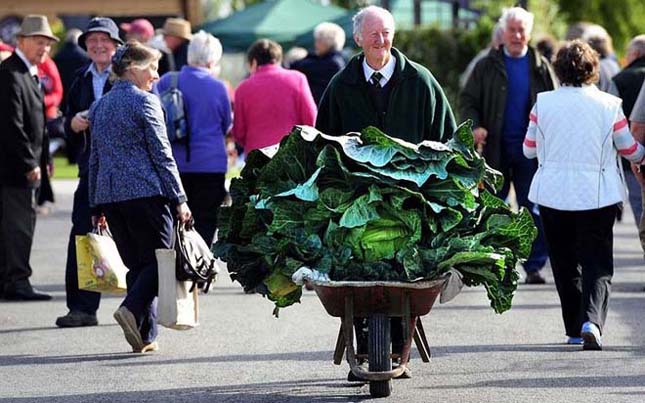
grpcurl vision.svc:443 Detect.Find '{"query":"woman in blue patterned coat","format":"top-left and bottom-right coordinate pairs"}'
top-left (88, 41), bottom-right (191, 353)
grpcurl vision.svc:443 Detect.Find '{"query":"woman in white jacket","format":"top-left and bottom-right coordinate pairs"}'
top-left (523, 40), bottom-right (645, 351)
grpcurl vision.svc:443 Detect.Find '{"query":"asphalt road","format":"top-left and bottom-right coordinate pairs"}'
top-left (1, 179), bottom-right (644, 402)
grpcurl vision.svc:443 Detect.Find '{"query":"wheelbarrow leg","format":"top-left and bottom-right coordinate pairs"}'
top-left (414, 319), bottom-right (432, 362)
top-left (333, 322), bottom-right (345, 365)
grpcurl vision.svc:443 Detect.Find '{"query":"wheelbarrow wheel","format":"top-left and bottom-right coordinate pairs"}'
top-left (368, 313), bottom-right (392, 398)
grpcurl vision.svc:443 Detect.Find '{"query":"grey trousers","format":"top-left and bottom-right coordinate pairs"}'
top-left (0, 186), bottom-right (36, 289)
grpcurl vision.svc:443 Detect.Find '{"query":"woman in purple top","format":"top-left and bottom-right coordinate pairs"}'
top-left (156, 31), bottom-right (231, 245)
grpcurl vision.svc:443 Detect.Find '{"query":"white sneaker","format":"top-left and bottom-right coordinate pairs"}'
top-left (581, 322), bottom-right (602, 350)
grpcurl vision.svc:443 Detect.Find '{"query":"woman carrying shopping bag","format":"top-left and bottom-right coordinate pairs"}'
top-left (88, 40), bottom-right (191, 353)
top-left (523, 40), bottom-right (645, 350)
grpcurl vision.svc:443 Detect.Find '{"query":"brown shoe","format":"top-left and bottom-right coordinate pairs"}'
top-left (525, 272), bottom-right (546, 284)
top-left (113, 306), bottom-right (143, 352)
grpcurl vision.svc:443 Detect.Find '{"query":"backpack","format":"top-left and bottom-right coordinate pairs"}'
top-left (174, 220), bottom-right (219, 293)
top-left (159, 72), bottom-right (191, 160)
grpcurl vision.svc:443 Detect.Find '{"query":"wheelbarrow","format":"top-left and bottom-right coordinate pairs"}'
top-left (312, 279), bottom-right (446, 398)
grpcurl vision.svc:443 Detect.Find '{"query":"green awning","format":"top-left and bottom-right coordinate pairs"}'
top-left (200, 0), bottom-right (350, 52)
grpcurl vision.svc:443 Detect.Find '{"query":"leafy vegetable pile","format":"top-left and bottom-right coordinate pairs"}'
top-left (213, 124), bottom-right (537, 314)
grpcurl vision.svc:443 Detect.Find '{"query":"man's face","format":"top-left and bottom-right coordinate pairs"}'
top-left (85, 32), bottom-right (116, 68)
top-left (164, 35), bottom-right (183, 51)
top-left (503, 18), bottom-right (530, 57)
top-left (18, 36), bottom-right (52, 65)
top-left (355, 12), bottom-right (394, 70)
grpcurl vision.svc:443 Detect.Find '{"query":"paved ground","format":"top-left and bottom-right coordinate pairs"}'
top-left (1, 179), bottom-right (644, 402)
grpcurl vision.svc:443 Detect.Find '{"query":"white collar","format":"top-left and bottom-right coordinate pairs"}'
top-left (362, 55), bottom-right (396, 87)
top-left (503, 46), bottom-right (529, 58)
top-left (14, 48), bottom-right (39, 76)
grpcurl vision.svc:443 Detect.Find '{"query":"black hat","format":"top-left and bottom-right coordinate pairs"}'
top-left (78, 17), bottom-right (124, 50)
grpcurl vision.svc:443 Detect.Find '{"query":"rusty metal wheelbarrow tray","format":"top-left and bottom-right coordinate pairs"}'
top-left (311, 279), bottom-right (446, 393)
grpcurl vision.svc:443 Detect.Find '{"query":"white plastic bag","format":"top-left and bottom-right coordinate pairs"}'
top-left (156, 249), bottom-right (199, 330)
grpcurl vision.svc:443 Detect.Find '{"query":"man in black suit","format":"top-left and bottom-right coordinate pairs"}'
top-left (0, 15), bottom-right (58, 300)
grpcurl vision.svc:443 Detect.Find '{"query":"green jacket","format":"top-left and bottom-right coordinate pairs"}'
top-left (316, 47), bottom-right (457, 144)
top-left (459, 46), bottom-right (557, 169)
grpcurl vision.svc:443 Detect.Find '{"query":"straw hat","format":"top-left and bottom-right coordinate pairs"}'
top-left (17, 15), bottom-right (59, 42)
top-left (161, 18), bottom-right (192, 41)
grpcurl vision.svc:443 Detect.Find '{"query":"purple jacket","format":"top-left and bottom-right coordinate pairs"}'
top-left (156, 66), bottom-right (231, 173)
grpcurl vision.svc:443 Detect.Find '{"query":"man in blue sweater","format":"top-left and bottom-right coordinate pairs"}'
top-left (460, 7), bottom-right (558, 284)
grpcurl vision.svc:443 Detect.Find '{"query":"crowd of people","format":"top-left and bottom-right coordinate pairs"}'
top-left (0, 4), bottom-right (644, 373)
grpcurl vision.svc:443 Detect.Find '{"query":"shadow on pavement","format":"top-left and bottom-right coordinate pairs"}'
top-left (0, 323), bottom-right (117, 335)
top-left (107, 350), bottom-right (337, 367)
top-left (429, 343), bottom-right (645, 356)
top-left (0, 379), bottom-right (370, 403)
top-left (0, 352), bottom-right (145, 366)
top-left (425, 374), bottom-right (645, 389)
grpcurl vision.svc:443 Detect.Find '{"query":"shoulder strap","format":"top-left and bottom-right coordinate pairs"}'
top-left (170, 72), bottom-right (179, 90)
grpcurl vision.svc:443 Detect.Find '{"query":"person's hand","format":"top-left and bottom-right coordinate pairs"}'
top-left (176, 202), bottom-right (192, 224)
top-left (631, 163), bottom-right (645, 187)
top-left (91, 215), bottom-right (107, 230)
top-left (25, 166), bottom-right (41, 182)
top-left (70, 111), bottom-right (90, 133)
top-left (473, 127), bottom-right (488, 146)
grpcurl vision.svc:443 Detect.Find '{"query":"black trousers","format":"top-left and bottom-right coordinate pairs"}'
top-left (0, 186), bottom-right (36, 291)
top-left (103, 196), bottom-right (173, 343)
top-left (64, 177), bottom-right (101, 314)
top-left (540, 204), bottom-right (617, 337)
top-left (180, 173), bottom-right (226, 245)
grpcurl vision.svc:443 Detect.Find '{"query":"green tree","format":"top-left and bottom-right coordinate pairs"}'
top-left (557, 0), bottom-right (645, 54)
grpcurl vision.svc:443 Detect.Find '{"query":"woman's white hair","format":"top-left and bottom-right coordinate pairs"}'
top-left (314, 22), bottom-right (346, 52)
top-left (187, 30), bottom-right (223, 67)
top-left (352, 5), bottom-right (395, 40)
top-left (499, 7), bottom-right (534, 36)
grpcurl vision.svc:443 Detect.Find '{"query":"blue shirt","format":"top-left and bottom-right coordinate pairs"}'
top-left (85, 63), bottom-right (111, 102)
top-left (155, 66), bottom-right (231, 173)
top-left (502, 53), bottom-right (530, 144)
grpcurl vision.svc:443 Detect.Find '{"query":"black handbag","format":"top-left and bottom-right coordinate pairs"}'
top-left (174, 220), bottom-right (218, 293)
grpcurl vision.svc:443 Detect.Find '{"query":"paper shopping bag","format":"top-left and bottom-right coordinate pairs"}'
top-left (156, 248), bottom-right (199, 330)
top-left (76, 233), bottom-right (128, 294)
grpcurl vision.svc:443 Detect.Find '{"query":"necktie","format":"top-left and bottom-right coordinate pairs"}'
top-left (33, 74), bottom-right (40, 85)
top-left (370, 71), bottom-right (383, 89)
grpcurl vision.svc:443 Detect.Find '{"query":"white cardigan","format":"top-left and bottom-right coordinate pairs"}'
top-left (523, 85), bottom-right (644, 211)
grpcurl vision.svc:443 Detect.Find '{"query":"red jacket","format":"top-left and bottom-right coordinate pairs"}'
top-left (38, 56), bottom-right (63, 119)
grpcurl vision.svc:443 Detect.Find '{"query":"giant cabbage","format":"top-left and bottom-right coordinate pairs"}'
top-left (213, 123), bottom-right (537, 315)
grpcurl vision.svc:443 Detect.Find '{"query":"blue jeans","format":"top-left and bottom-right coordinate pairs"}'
top-left (624, 167), bottom-right (643, 226)
top-left (498, 141), bottom-right (548, 273)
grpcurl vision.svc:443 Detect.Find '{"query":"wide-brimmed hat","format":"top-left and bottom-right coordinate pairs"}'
top-left (120, 18), bottom-right (154, 41)
top-left (161, 18), bottom-right (192, 41)
top-left (17, 15), bottom-right (59, 42)
top-left (78, 17), bottom-right (124, 51)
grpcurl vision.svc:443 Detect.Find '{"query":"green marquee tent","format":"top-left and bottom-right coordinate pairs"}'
top-left (200, 0), bottom-right (351, 52)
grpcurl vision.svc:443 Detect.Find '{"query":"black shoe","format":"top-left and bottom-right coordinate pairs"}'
top-left (4, 287), bottom-right (52, 301)
top-left (55, 311), bottom-right (98, 327)
top-left (525, 272), bottom-right (546, 284)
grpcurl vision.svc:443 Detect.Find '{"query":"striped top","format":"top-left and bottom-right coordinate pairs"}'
top-left (524, 96), bottom-right (644, 164)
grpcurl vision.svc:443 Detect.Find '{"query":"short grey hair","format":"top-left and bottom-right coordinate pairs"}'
top-left (187, 30), bottom-right (223, 67)
top-left (628, 34), bottom-right (645, 59)
top-left (352, 6), bottom-right (395, 40)
top-left (314, 22), bottom-right (345, 52)
top-left (499, 7), bottom-right (534, 36)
